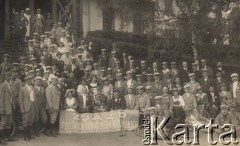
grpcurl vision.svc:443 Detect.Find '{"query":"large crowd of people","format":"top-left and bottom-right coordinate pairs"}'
top-left (1, 8), bottom-right (240, 145)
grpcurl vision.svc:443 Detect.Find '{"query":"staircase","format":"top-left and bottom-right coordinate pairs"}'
top-left (0, 41), bottom-right (26, 62)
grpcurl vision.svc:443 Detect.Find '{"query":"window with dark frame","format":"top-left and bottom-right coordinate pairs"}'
top-left (103, 8), bottom-right (115, 31)
top-left (133, 13), bottom-right (144, 34)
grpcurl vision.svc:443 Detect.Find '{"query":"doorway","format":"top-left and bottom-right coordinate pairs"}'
top-left (0, 0), bottom-right (5, 40)
top-left (34, 0), bottom-right (52, 16)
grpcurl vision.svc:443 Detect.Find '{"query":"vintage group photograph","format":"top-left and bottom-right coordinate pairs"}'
top-left (0, 0), bottom-right (240, 146)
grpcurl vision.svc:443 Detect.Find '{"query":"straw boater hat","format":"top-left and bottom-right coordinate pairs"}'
top-left (137, 86), bottom-right (144, 90)
top-left (231, 73), bottom-right (238, 78)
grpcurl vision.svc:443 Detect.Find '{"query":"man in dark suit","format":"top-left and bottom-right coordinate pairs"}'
top-left (192, 63), bottom-right (202, 81)
top-left (152, 72), bottom-right (163, 97)
top-left (161, 87), bottom-right (173, 120)
top-left (0, 72), bottom-right (13, 144)
top-left (127, 60), bottom-right (139, 78)
top-left (152, 62), bottom-right (160, 74)
top-left (77, 87), bottom-right (92, 113)
top-left (214, 71), bottom-right (227, 93)
top-left (215, 62), bottom-right (226, 78)
top-left (92, 87), bottom-right (108, 112)
top-left (114, 73), bottom-right (126, 98)
top-left (98, 49), bottom-right (109, 69)
top-left (108, 50), bottom-right (118, 70)
top-left (178, 61), bottom-right (190, 84)
top-left (112, 89), bottom-right (125, 110)
top-left (33, 77), bottom-right (47, 137)
top-left (46, 76), bottom-right (60, 137)
top-left (198, 69), bottom-right (215, 93)
top-left (200, 59), bottom-right (214, 77)
top-left (40, 47), bottom-right (52, 66)
top-left (0, 54), bottom-right (12, 84)
top-left (139, 60), bottom-right (149, 83)
top-left (207, 86), bottom-right (220, 119)
top-left (53, 52), bottom-right (64, 73)
top-left (170, 62), bottom-right (179, 81)
top-left (18, 76), bottom-right (36, 141)
top-left (69, 59), bottom-right (83, 81)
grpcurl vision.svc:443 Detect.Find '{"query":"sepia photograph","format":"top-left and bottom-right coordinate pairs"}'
top-left (0, 0), bottom-right (240, 145)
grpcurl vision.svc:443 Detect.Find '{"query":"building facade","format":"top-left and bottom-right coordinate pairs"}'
top-left (1, 0), bottom-right (138, 40)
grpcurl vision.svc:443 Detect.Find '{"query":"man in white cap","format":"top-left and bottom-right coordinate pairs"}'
top-left (0, 72), bottom-right (13, 144)
top-left (124, 71), bottom-right (137, 94)
top-left (33, 76), bottom-right (47, 137)
top-left (109, 50), bottom-right (118, 69)
top-left (24, 8), bottom-right (31, 41)
top-left (182, 84), bottom-right (197, 117)
top-left (18, 76), bottom-right (35, 141)
top-left (33, 9), bottom-right (45, 35)
top-left (46, 76), bottom-right (60, 137)
top-left (187, 73), bottom-right (200, 94)
top-left (231, 73), bottom-right (240, 106)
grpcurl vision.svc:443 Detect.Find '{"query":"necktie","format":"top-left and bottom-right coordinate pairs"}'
top-left (129, 95), bottom-right (132, 106)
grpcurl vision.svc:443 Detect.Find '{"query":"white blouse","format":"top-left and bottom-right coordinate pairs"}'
top-left (172, 96), bottom-right (185, 108)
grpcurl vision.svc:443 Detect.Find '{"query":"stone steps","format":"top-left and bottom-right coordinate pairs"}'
top-left (0, 41), bottom-right (26, 62)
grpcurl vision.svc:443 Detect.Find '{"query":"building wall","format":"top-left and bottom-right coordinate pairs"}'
top-left (82, 0), bottom-right (133, 37)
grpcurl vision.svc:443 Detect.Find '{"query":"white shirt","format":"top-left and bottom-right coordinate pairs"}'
top-left (172, 96), bottom-right (185, 108)
top-left (204, 77), bottom-right (208, 82)
top-left (117, 81), bottom-right (121, 88)
top-left (127, 79), bottom-right (132, 87)
top-left (210, 92), bottom-right (215, 102)
top-left (66, 97), bottom-right (75, 107)
top-left (82, 94), bottom-right (87, 107)
top-left (233, 81), bottom-right (238, 98)
top-left (128, 95), bottom-right (132, 106)
top-left (26, 84), bottom-right (34, 102)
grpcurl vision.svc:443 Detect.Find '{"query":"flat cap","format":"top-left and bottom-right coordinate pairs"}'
top-left (30, 57), bottom-right (37, 62)
top-left (34, 76), bottom-right (43, 80)
top-left (220, 104), bottom-right (228, 109)
top-left (136, 74), bottom-right (142, 77)
top-left (188, 73), bottom-right (195, 77)
top-left (126, 71), bottom-right (132, 75)
top-left (162, 62), bottom-right (167, 65)
top-left (4, 54), bottom-right (10, 57)
top-left (201, 59), bottom-right (207, 63)
top-left (145, 86), bottom-right (151, 90)
top-left (40, 56), bottom-right (45, 60)
top-left (25, 76), bottom-right (32, 81)
top-left (155, 96), bottom-right (162, 100)
top-left (137, 86), bottom-right (144, 90)
top-left (148, 107), bottom-right (156, 111)
top-left (184, 84), bottom-right (190, 89)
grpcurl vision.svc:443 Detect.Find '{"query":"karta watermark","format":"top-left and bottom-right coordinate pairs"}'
top-left (142, 116), bottom-right (239, 145)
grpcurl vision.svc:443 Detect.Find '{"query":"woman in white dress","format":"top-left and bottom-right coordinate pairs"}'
top-left (64, 89), bottom-right (77, 111)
